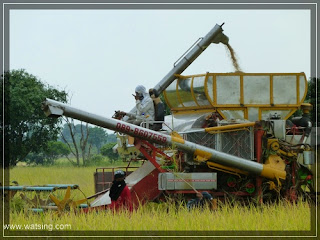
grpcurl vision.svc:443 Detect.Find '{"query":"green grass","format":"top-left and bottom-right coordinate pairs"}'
top-left (53, 156), bottom-right (122, 167)
top-left (10, 160), bottom-right (141, 197)
top-left (10, 165), bottom-right (98, 196)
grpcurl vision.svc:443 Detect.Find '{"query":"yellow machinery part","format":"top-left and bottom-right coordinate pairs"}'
top-left (193, 149), bottom-right (212, 162)
top-left (261, 155), bottom-right (286, 180)
top-left (171, 131), bottom-right (185, 144)
top-left (116, 134), bottom-right (140, 160)
top-left (128, 136), bottom-right (135, 145)
top-left (171, 136), bottom-right (185, 144)
top-left (268, 181), bottom-right (281, 192)
top-left (267, 139), bottom-right (280, 151)
top-left (205, 122), bottom-right (255, 133)
top-left (211, 199), bottom-right (218, 211)
top-left (300, 103), bottom-right (312, 114)
top-left (207, 161), bottom-right (248, 177)
top-left (49, 186), bottom-right (87, 212)
top-left (277, 149), bottom-right (297, 157)
top-left (268, 138), bottom-right (298, 158)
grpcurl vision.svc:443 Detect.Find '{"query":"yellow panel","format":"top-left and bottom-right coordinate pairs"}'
top-left (240, 75), bottom-right (244, 105)
top-left (171, 109), bottom-right (214, 116)
top-left (300, 73), bottom-right (308, 103)
top-left (204, 72), bottom-right (214, 106)
top-left (190, 77), bottom-right (200, 107)
top-left (213, 74), bottom-right (217, 105)
top-left (176, 79), bottom-right (185, 107)
top-left (163, 91), bottom-right (173, 109)
top-left (270, 74), bottom-right (274, 105)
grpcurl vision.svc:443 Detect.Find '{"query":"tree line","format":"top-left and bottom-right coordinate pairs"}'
top-left (58, 120), bottom-right (118, 166)
top-left (2, 69), bottom-right (119, 167)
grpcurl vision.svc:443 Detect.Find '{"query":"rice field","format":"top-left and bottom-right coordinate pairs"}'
top-left (4, 165), bottom-right (315, 237)
top-left (9, 199), bottom-right (312, 231)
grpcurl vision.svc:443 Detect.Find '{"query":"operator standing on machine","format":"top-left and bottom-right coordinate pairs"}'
top-left (119, 85), bottom-right (155, 126)
top-left (149, 88), bottom-right (165, 131)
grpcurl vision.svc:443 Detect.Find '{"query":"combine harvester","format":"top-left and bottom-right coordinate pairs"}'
top-left (43, 23), bottom-right (315, 210)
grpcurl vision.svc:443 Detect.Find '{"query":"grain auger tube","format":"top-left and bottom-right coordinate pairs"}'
top-left (152, 23), bottom-right (229, 97)
top-left (43, 98), bottom-right (285, 181)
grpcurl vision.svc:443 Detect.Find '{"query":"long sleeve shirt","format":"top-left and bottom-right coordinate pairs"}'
top-left (109, 186), bottom-right (133, 212)
top-left (126, 97), bottom-right (155, 121)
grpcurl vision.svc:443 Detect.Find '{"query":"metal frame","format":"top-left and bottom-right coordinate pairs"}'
top-left (164, 72), bottom-right (308, 120)
top-left (95, 165), bottom-right (140, 192)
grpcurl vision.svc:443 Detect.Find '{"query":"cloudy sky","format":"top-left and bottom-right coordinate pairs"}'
top-left (10, 9), bottom-right (311, 122)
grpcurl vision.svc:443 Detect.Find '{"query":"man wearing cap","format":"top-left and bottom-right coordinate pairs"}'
top-left (120, 85), bottom-right (155, 126)
top-left (109, 170), bottom-right (133, 212)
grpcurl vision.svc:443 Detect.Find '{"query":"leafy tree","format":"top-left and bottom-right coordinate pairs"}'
top-left (44, 141), bottom-right (70, 164)
top-left (306, 77), bottom-right (319, 124)
top-left (24, 152), bottom-right (46, 166)
top-left (107, 133), bottom-right (117, 143)
top-left (60, 118), bottom-right (92, 166)
top-left (87, 154), bottom-right (105, 166)
top-left (88, 127), bottom-right (108, 153)
top-left (60, 123), bottom-right (109, 155)
top-left (25, 141), bottom-right (70, 165)
top-left (100, 142), bottom-right (118, 162)
top-left (2, 69), bottom-right (67, 167)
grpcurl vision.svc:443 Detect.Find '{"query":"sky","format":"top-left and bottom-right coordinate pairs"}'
top-left (10, 9), bottom-right (311, 125)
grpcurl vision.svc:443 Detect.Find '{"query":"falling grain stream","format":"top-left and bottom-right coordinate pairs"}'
top-left (224, 43), bottom-right (242, 72)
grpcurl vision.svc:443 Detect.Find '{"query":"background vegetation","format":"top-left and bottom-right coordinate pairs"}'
top-left (306, 77), bottom-right (319, 124)
top-left (2, 69), bottom-right (68, 167)
top-left (1, 69), bottom-right (122, 168)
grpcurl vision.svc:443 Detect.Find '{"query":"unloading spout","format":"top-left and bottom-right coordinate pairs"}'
top-left (152, 23), bottom-right (229, 97)
top-left (212, 23), bottom-right (229, 45)
top-left (212, 32), bottom-right (229, 45)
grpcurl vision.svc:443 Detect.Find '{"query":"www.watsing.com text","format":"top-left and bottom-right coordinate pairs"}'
top-left (3, 223), bottom-right (71, 231)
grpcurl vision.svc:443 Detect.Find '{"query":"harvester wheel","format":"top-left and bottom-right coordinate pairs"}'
top-left (49, 186), bottom-right (87, 212)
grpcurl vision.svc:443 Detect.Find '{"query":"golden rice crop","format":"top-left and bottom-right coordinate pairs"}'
top-left (7, 166), bottom-right (312, 232)
top-left (9, 200), bottom-right (311, 231)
